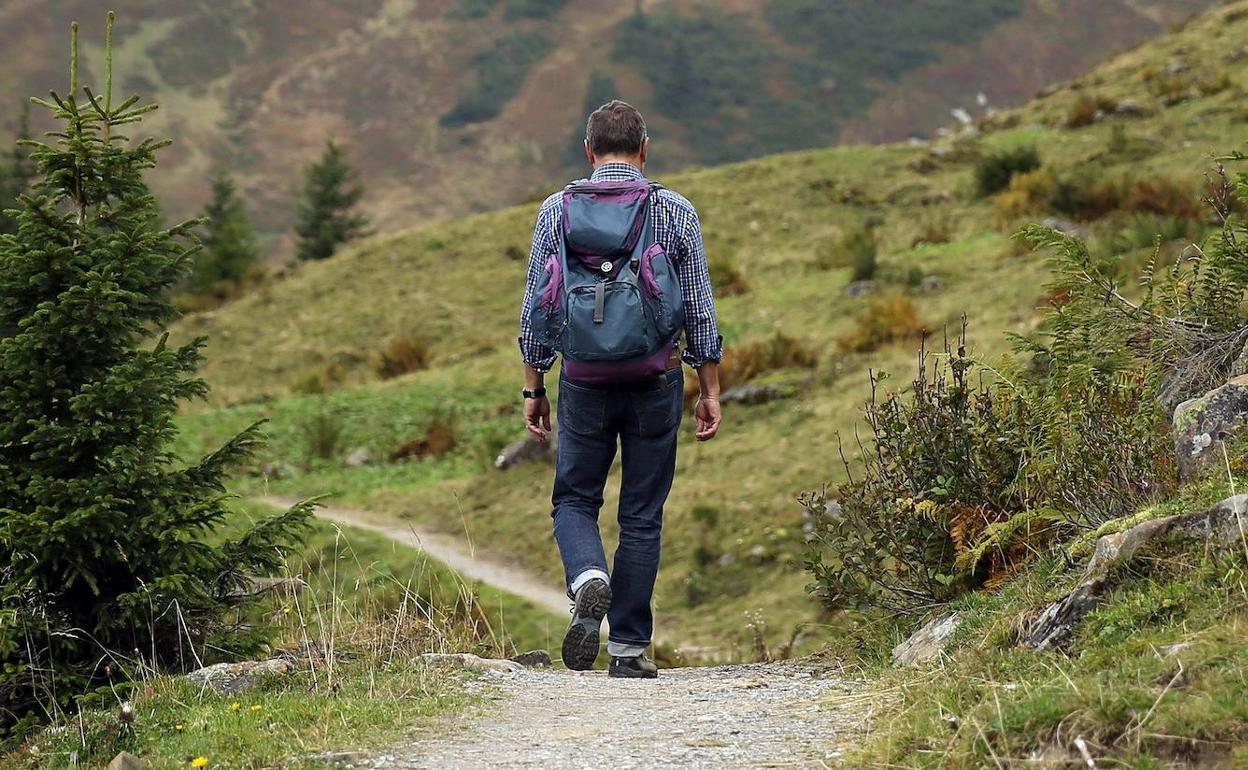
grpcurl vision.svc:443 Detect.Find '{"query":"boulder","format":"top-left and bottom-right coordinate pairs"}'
top-left (844, 280), bottom-right (876, 298)
top-left (1039, 217), bottom-right (1086, 239)
top-left (344, 447), bottom-right (372, 467)
top-left (1230, 339), bottom-right (1248, 379)
top-left (107, 752), bottom-right (148, 770)
top-left (892, 612), bottom-right (960, 666)
top-left (1026, 494), bottom-right (1247, 649)
top-left (184, 658), bottom-right (294, 695)
top-left (1173, 375), bottom-right (1248, 481)
top-left (719, 384), bottom-right (792, 407)
top-left (1025, 577), bottom-right (1107, 650)
top-left (495, 433), bottom-right (554, 470)
top-left (1112, 99), bottom-right (1152, 118)
top-left (509, 649), bottom-right (553, 668)
top-left (421, 652), bottom-right (522, 673)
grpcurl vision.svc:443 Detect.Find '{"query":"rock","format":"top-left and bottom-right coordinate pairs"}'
top-left (892, 612), bottom-right (960, 666)
top-left (908, 156), bottom-right (938, 175)
top-left (1113, 99), bottom-right (1152, 118)
top-left (495, 433), bottom-right (553, 470)
top-left (1027, 494), bottom-right (1248, 649)
top-left (344, 447), bottom-right (372, 467)
top-left (107, 752), bottom-right (148, 770)
top-left (1173, 375), bottom-right (1248, 481)
top-left (509, 649), bottom-right (552, 668)
top-left (719, 384), bottom-right (792, 407)
top-left (844, 280), bottom-right (876, 298)
top-left (184, 658), bottom-right (294, 695)
top-left (1231, 340), bottom-right (1248, 379)
top-left (1040, 217), bottom-right (1086, 239)
top-left (1026, 577), bottom-right (1107, 650)
top-left (919, 275), bottom-right (943, 293)
top-left (421, 652), bottom-right (522, 673)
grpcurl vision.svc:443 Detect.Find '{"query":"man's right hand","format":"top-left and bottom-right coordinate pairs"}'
top-left (525, 396), bottom-right (552, 442)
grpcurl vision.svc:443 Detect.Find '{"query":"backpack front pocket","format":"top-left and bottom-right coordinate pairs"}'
top-left (565, 281), bottom-right (656, 362)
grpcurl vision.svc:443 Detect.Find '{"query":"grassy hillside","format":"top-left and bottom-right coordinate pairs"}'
top-left (169, 1), bottom-right (1248, 658)
top-left (0, 0), bottom-right (1208, 253)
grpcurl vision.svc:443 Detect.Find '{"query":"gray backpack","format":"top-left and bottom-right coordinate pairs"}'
top-left (529, 179), bottom-right (684, 383)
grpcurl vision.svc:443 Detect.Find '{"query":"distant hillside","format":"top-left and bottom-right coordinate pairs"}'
top-left (0, 0), bottom-right (1214, 256)
top-left (169, 1), bottom-right (1248, 653)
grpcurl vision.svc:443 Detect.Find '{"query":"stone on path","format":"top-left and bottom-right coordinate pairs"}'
top-left (494, 433), bottom-right (553, 470)
top-left (509, 649), bottom-right (552, 668)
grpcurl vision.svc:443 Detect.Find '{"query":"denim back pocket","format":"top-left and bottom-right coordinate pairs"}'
top-left (556, 378), bottom-right (608, 436)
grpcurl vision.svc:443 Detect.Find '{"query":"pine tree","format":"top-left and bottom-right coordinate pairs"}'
top-left (293, 139), bottom-right (368, 261)
top-left (0, 101), bottom-right (34, 235)
top-left (188, 169), bottom-right (259, 295)
top-left (0, 15), bottom-right (312, 735)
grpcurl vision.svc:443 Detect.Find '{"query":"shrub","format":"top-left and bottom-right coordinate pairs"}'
top-left (910, 211), bottom-right (954, 248)
top-left (993, 169), bottom-right (1059, 226)
top-left (689, 331), bottom-right (817, 405)
top-left (375, 334), bottom-right (431, 379)
top-left (975, 145), bottom-right (1041, 197)
top-left (302, 407), bottom-right (346, 462)
top-left (804, 335), bottom-right (1035, 614)
top-left (817, 225), bottom-right (877, 278)
top-left (1064, 94), bottom-right (1116, 128)
top-left (837, 294), bottom-right (926, 353)
top-left (710, 253), bottom-right (750, 296)
top-left (391, 411), bottom-right (459, 461)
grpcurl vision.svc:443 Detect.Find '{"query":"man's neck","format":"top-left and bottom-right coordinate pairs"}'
top-left (593, 156), bottom-right (642, 171)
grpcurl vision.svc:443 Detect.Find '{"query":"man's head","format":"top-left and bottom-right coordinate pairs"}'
top-left (584, 99), bottom-right (648, 169)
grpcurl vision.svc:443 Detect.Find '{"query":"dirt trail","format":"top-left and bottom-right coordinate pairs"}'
top-left (256, 495), bottom-right (570, 618)
top-left (360, 662), bottom-right (868, 770)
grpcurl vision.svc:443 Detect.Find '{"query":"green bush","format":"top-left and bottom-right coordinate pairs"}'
top-left (0, 18), bottom-right (310, 739)
top-left (975, 145), bottom-right (1041, 196)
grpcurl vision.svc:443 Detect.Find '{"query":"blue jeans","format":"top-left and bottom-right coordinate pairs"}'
top-left (552, 367), bottom-right (684, 654)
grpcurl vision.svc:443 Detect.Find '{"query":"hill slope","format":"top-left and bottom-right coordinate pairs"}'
top-left (0, 0), bottom-right (1212, 255)
top-left (170, 1), bottom-right (1248, 655)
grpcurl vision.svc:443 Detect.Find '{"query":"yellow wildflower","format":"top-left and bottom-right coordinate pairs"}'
top-left (230, 702), bottom-right (240, 713)
top-left (190, 758), bottom-right (209, 768)
top-left (175, 723), bottom-right (185, 732)
top-left (250, 705), bottom-right (262, 713)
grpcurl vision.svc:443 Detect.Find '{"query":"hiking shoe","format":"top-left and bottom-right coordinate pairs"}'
top-left (608, 653), bottom-right (658, 679)
top-left (561, 578), bottom-right (611, 671)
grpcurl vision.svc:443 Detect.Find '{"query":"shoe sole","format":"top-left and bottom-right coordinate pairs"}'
top-left (561, 580), bottom-right (611, 671)
top-left (608, 666), bottom-right (658, 679)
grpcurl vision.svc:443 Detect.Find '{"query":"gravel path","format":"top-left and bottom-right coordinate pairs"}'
top-left (358, 662), bottom-right (868, 769)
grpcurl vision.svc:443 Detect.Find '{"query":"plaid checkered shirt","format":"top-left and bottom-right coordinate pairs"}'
top-left (518, 162), bottom-right (723, 373)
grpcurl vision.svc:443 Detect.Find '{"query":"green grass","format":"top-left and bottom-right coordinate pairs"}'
top-left (9, 661), bottom-right (467, 770)
top-left (3, 502), bottom-right (561, 769)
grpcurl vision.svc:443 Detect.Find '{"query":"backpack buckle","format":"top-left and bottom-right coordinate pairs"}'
top-left (600, 260), bottom-right (614, 274)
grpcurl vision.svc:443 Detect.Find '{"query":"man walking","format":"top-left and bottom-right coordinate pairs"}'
top-left (518, 100), bottom-right (722, 678)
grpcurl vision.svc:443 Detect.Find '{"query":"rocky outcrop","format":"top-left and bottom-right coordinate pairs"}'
top-left (509, 649), bottom-right (553, 668)
top-left (719, 384), bottom-right (793, 407)
top-left (1025, 494), bottom-right (1247, 649)
top-left (495, 433), bottom-right (554, 470)
top-left (184, 658), bottom-right (295, 695)
top-left (892, 612), bottom-right (961, 666)
top-left (107, 752), bottom-right (148, 770)
top-left (1173, 375), bottom-right (1248, 481)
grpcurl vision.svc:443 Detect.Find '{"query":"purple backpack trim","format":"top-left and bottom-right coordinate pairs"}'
top-left (540, 253), bottom-right (562, 310)
top-left (562, 181), bottom-right (652, 267)
top-left (640, 243), bottom-right (665, 298)
top-left (563, 343), bottom-right (673, 385)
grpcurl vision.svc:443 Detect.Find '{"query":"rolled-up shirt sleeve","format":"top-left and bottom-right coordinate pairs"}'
top-left (518, 200), bottom-right (559, 372)
top-left (676, 208), bottom-right (724, 368)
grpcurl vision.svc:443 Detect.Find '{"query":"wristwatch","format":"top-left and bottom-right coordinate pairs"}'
top-left (522, 387), bottom-right (547, 399)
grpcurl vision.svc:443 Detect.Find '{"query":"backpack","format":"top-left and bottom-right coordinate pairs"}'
top-left (528, 178), bottom-right (684, 384)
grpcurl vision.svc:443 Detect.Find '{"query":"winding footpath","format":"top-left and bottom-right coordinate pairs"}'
top-left (258, 496), bottom-right (871, 768)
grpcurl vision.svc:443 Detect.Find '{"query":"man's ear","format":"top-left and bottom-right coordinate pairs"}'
top-left (639, 136), bottom-right (649, 168)
top-left (584, 139), bottom-right (595, 167)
